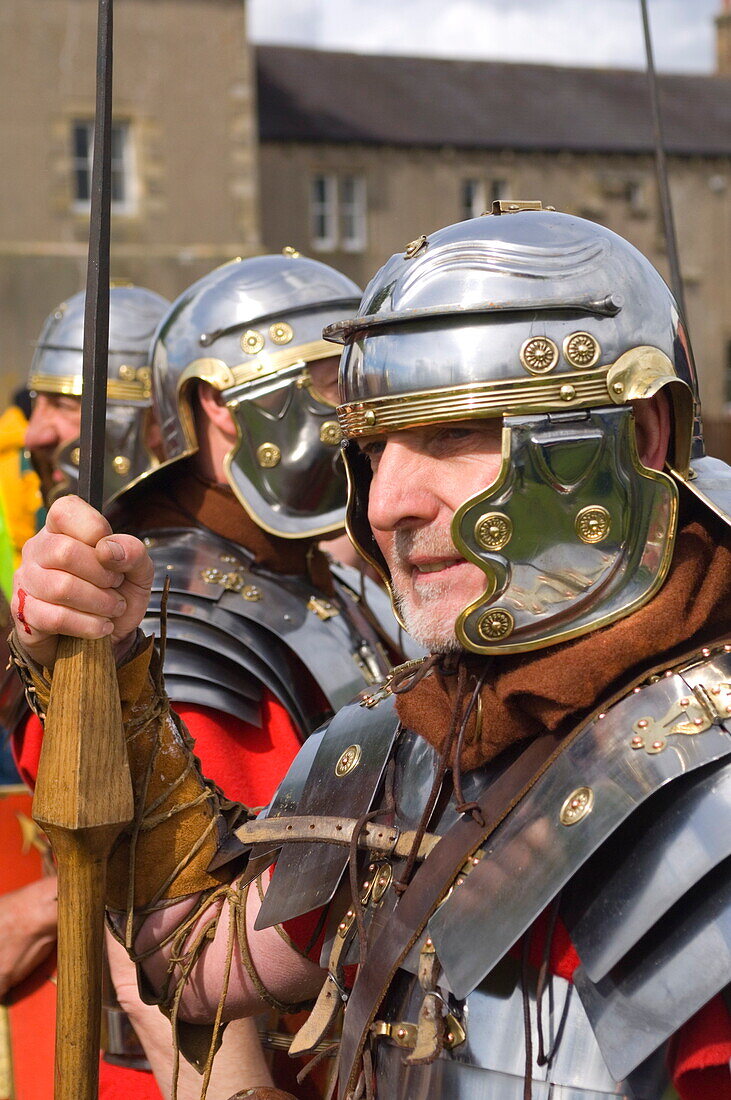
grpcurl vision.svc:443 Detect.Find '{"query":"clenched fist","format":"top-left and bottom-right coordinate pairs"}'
top-left (11, 495), bottom-right (154, 668)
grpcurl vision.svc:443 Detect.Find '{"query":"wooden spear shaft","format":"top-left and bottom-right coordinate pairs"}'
top-left (32, 3), bottom-right (134, 1097)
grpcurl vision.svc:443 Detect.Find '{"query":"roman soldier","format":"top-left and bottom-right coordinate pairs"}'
top-left (11, 252), bottom-right (416, 1099)
top-left (10, 206), bottom-right (731, 1099)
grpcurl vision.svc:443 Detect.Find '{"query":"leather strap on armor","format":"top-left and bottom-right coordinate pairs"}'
top-left (338, 728), bottom-right (561, 1098)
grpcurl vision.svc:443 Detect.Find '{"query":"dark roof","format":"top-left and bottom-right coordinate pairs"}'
top-left (256, 45), bottom-right (731, 157)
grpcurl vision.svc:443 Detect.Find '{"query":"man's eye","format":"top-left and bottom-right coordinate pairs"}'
top-left (359, 441), bottom-right (385, 462)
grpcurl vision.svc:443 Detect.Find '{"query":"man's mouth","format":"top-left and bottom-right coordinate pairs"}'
top-left (413, 559), bottom-right (463, 574)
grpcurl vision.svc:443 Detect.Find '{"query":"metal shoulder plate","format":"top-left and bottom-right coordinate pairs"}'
top-left (141, 527), bottom-right (391, 733)
top-left (678, 454), bottom-right (731, 528)
top-left (425, 641), bottom-right (731, 1079)
top-left (239, 693), bottom-right (401, 930)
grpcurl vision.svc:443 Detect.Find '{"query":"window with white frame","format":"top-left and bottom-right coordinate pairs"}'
top-left (311, 174), bottom-right (366, 252)
top-left (461, 179), bottom-right (485, 220)
top-left (71, 120), bottom-right (136, 213)
top-left (311, 175), bottom-right (337, 250)
top-left (340, 175), bottom-right (366, 251)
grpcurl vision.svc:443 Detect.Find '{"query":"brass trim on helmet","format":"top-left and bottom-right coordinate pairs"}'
top-left (338, 369), bottom-right (612, 436)
top-left (180, 339), bottom-right (338, 399)
top-left (28, 371), bottom-right (151, 402)
top-left (338, 346), bottom-right (693, 475)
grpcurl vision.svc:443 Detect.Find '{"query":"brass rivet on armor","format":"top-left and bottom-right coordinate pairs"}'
top-left (637, 719), bottom-right (648, 729)
top-left (335, 744), bottom-right (362, 777)
top-left (651, 739), bottom-right (665, 752)
top-left (680, 697), bottom-right (690, 707)
top-left (137, 366), bottom-right (151, 387)
top-left (474, 511), bottom-right (513, 552)
top-left (597, 712), bottom-right (606, 720)
top-left (559, 786), bottom-right (594, 826)
top-left (112, 455), bottom-right (131, 476)
top-left (269, 321), bottom-right (293, 345)
top-left (371, 864), bottom-right (393, 903)
top-left (425, 938), bottom-right (433, 947)
top-left (242, 585), bottom-right (262, 601)
top-left (702, 647), bottom-right (711, 657)
top-left (70, 447), bottom-right (81, 467)
top-left (476, 608), bottom-right (514, 642)
top-left (560, 383), bottom-right (576, 401)
top-left (563, 331), bottom-right (600, 369)
top-left (282, 245), bottom-right (301, 258)
top-left (520, 336), bottom-right (559, 375)
top-left (404, 234), bottom-right (428, 258)
top-left (612, 382), bottom-right (625, 395)
top-left (694, 717), bottom-right (705, 726)
top-left (447, 1033), bottom-right (454, 1044)
top-left (363, 409), bottom-right (377, 427)
top-left (711, 686), bottom-right (721, 695)
top-left (320, 420), bottom-right (342, 445)
top-left (396, 1028), bottom-right (407, 1039)
top-left (575, 505), bottom-right (611, 544)
top-left (118, 363), bottom-right (136, 381)
top-left (241, 329), bottom-right (265, 354)
top-left (633, 687), bottom-right (641, 693)
top-left (631, 736), bottom-right (644, 748)
top-left (257, 442), bottom-right (281, 468)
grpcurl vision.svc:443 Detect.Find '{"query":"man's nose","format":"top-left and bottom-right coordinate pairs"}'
top-left (24, 405), bottom-right (59, 451)
top-left (367, 440), bottom-right (439, 533)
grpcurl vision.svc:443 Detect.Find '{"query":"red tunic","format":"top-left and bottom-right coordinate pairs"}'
top-left (13, 691), bottom-right (304, 1100)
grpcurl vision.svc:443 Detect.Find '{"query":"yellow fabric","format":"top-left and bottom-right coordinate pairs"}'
top-left (0, 405), bottom-right (43, 567)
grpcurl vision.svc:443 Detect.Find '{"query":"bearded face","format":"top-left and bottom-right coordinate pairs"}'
top-left (363, 421), bottom-right (504, 654)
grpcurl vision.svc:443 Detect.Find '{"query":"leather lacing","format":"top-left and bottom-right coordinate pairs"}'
top-left (519, 892), bottom-right (571, 1100)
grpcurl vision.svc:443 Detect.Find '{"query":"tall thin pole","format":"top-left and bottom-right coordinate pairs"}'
top-left (32, 3), bottom-right (134, 1097)
top-left (640, 0), bottom-right (688, 321)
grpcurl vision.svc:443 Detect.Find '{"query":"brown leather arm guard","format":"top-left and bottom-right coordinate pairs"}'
top-left (8, 630), bottom-right (251, 911)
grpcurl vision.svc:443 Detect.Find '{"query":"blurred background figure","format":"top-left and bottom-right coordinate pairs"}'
top-left (25, 284), bottom-right (169, 509)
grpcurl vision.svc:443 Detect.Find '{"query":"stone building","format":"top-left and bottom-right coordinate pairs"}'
top-left (1, 0), bottom-right (729, 459)
top-left (0, 0), bottom-right (259, 406)
top-left (256, 45), bottom-right (731, 459)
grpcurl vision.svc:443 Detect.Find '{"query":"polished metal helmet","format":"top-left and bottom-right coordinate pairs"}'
top-left (329, 202), bottom-right (705, 655)
top-left (150, 252), bottom-right (361, 538)
top-left (28, 284), bottom-right (169, 506)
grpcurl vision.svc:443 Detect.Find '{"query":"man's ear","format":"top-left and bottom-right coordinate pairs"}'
top-left (632, 391), bottom-right (671, 472)
top-left (196, 381), bottom-right (237, 441)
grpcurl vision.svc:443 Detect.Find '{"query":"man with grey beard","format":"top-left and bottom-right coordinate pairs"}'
top-left (9, 205), bottom-right (731, 1100)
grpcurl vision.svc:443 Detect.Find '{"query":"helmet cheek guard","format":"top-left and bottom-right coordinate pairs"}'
top-left (452, 407), bottom-right (678, 653)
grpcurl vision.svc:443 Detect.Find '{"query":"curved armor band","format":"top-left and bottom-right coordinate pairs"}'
top-left (140, 527), bottom-right (398, 734)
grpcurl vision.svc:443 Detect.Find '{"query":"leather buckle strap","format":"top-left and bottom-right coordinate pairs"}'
top-left (337, 730), bottom-right (562, 1099)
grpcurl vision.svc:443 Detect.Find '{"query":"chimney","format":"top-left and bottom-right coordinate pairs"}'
top-left (716, 0), bottom-right (731, 74)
